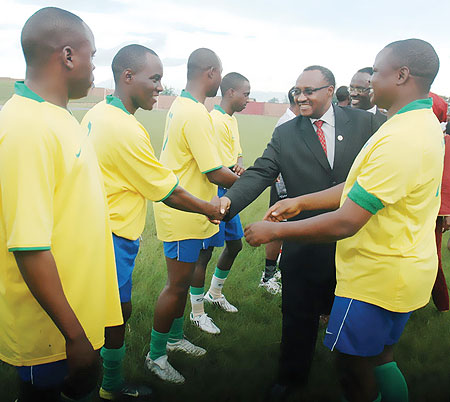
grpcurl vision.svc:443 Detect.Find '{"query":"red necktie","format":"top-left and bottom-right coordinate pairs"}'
top-left (314, 120), bottom-right (327, 155)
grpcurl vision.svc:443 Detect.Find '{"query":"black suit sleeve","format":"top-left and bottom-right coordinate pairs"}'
top-left (225, 128), bottom-right (282, 219)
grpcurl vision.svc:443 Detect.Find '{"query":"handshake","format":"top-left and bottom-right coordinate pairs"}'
top-left (206, 196), bottom-right (232, 224)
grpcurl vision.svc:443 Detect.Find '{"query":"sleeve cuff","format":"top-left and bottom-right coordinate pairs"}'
top-left (201, 165), bottom-right (222, 174)
top-left (347, 181), bottom-right (384, 215)
top-left (156, 177), bottom-right (179, 203)
top-left (8, 246), bottom-right (51, 252)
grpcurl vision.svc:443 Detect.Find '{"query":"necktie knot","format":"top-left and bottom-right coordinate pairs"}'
top-left (314, 120), bottom-right (324, 129)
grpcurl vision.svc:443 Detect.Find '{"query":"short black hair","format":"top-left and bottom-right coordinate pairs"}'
top-left (21, 7), bottom-right (86, 67)
top-left (336, 86), bottom-right (350, 102)
top-left (357, 67), bottom-right (373, 75)
top-left (303, 65), bottom-right (335, 88)
top-left (220, 72), bottom-right (249, 96)
top-left (288, 86), bottom-right (296, 106)
top-left (385, 38), bottom-right (439, 92)
top-left (187, 48), bottom-right (220, 80)
top-left (112, 44), bottom-right (157, 84)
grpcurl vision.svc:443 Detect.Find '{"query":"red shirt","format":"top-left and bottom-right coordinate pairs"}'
top-left (429, 92), bottom-right (448, 123)
top-left (440, 136), bottom-right (450, 215)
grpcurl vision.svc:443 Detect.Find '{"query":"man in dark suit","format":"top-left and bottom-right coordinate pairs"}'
top-left (349, 67), bottom-right (387, 126)
top-left (220, 65), bottom-right (382, 399)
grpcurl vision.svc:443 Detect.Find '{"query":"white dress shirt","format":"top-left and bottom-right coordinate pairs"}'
top-left (310, 104), bottom-right (335, 168)
top-left (367, 105), bottom-right (377, 114)
top-left (276, 108), bottom-right (296, 127)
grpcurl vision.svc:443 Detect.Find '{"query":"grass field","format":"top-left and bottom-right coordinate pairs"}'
top-left (1, 105), bottom-right (450, 401)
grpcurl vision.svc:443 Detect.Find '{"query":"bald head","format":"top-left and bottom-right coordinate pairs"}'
top-left (384, 38), bottom-right (439, 92)
top-left (112, 44), bottom-right (158, 85)
top-left (21, 7), bottom-right (92, 68)
top-left (187, 48), bottom-right (221, 80)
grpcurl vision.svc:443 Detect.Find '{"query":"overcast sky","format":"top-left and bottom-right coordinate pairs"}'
top-left (1, 0), bottom-right (449, 101)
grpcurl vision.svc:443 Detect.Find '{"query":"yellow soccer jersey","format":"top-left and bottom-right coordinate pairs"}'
top-left (154, 90), bottom-right (222, 241)
top-left (210, 105), bottom-right (243, 168)
top-left (0, 82), bottom-right (122, 366)
top-left (82, 96), bottom-right (178, 241)
top-left (335, 98), bottom-right (444, 312)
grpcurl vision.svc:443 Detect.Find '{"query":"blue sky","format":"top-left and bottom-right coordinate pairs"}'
top-left (1, 0), bottom-right (449, 101)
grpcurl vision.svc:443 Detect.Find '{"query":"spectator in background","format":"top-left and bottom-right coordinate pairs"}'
top-left (430, 91), bottom-right (450, 312)
top-left (349, 67), bottom-right (387, 126)
top-left (260, 86), bottom-right (300, 295)
top-left (336, 85), bottom-right (350, 106)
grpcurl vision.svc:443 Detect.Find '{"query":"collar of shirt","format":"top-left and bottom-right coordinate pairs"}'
top-left (367, 105), bottom-right (377, 115)
top-left (310, 104), bottom-right (335, 128)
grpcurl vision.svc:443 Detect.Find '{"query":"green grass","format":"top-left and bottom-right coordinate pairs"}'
top-left (1, 106), bottom-right (450, 401)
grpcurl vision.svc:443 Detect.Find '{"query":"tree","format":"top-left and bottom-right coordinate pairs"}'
top-left (268, 97), bottom-right (279, 103)
top-left (161, 86), bottom-right (177, 96)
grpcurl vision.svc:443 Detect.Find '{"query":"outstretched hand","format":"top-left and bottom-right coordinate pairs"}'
top-left (232, 163), bottom-right (245, 176)
top-left (263, 197), bottom-right (303, 222)
top-left (208, 196), bottom-right (232, 224)
top-left (244, 221), bottom-right (279, 247)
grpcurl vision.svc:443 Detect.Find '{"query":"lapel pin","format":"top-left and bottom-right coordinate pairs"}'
top-left (337, 135), bottom-right (343, 141)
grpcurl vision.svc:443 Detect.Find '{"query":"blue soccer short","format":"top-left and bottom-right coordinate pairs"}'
top-left (323, 296), bottom-right (412, 357)
top-left (204, 186), bottom-right (244, 248)
top-left (163, 239), bottom-right (207, 263)
top-left (112, 233), bottom-right (140, 303)
top-left (16, 359), bottom-right (68, 389)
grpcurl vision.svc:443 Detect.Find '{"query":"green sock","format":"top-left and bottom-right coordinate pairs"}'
top-left (149, 328), bottom-right (169, 360)
top-left (375, 361), bottom-right (408, 402)
top-left (168, 316), bottom-right (184, 343)
top-left (214, 267), bottom-right (230, 279)
top-left (100, 344), bottom-right (126, 392)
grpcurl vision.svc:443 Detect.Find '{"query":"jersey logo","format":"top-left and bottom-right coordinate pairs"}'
top-left (76, 121), bottom-right (92, 158)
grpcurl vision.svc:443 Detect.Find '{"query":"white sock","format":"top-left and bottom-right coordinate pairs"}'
top-left (190, 291), bottom-right (205, 316)
top-left (209, 275), bottom-right (226, 299)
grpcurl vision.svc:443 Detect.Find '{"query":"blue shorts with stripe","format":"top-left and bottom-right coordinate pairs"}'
top-left (112, 233), bottom-right (140, 303)
top-left (163, 239), bottom-right (208, 263)
top-left (323, 296), bottom-right (412, 357)
top-left (203, 186), bottom-right (243, 248)
top-left (16, 359), bottom-right (68, 388)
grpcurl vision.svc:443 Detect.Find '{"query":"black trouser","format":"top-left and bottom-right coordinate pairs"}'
top-left (278, 262), bottom-right (336, 386)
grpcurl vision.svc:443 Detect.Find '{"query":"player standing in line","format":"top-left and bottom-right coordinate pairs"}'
top-left (245, 38), bottom-right (443, 402)
top-left (82, 44), bottom-right (224, 400)
top-left (0, 7), bottom-right (123, 401)
top-left (189, 72), bottom-right (250, 334)
top-left (147, 48), bottom-right (239, 383)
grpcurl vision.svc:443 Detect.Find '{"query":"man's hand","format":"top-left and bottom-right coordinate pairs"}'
top-left (207, 195), bottom-right (225, 224)
top-left (443, 216), bottom-right (450, 232)
top-left (244, 221), bottom-right (279, 247)
top-left (63, 333), bottom-right (100, 398)
top-left (264, 197), bottom-right (303, 222)
top-left (232, 163), bottom-right (245, 176)
top-left (220, 196), bottom-right (231, 215)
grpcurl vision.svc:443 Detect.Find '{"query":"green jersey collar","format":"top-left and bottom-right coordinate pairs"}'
top-left (15, 81), bottom-right (45, 103)
top-left (214, 104), bottom-right (227, 115)
top-left (396, 98), bottom-right (433, 115)
top-left (180, 89), bottom-right (199, 103)
top-left (106, 95), bottom-right (131, 115)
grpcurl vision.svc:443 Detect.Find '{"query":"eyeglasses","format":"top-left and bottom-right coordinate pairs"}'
top-left (290, 85), bottom-right (330, 97)
top-left (349, 86), bottom-right (371, 95)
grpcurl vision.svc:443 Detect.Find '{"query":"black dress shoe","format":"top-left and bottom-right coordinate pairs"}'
top-left (263, 382), bottom-right (295, 402)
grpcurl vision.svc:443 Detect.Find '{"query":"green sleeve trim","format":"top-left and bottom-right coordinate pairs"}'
top-left (9, 246), bottom-right (51, 252)
top-left (347, 181), bottom-right (384, 214)
top-left (202, 165), bottom-right (222, 174)
top-left (156, 177), bottom-right (179, 202)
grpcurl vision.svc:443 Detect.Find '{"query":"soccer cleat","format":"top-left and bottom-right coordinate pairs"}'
top-left (99, 383), bottom-right (154, 400)
top-left (145, 353), bottom-right (185, 384)
top-left (190, 312), bottom-right (221, 334)
top-left (259, 273), bottom-right (282, 295)
top-left (273, 270), bottom-right (282, 282)
top-left (166, 337), bottom-right (206, 357)
top-left (204, 290), bottom-right (238, 313)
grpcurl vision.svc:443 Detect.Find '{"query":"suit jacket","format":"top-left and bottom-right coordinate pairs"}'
top-left (374, 108), bottom-right (387, 127)
top-left (226, 104), bottom-right (383, 283)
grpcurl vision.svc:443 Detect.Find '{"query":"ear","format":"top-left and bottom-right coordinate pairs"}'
top-left (397, 66), bottom-right (410, 85)
top-left (207, 67), bottom-right (215, 79)
top-left (327, 86), bottom-right (335, 97)
top-left (62, 46), bottom-right (74, 70)
top-left (123, 69), bottom-right (133, 84)
top-left (228, 88), bottom-right (235, 98)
